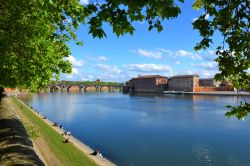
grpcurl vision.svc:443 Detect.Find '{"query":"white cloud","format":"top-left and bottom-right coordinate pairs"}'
top-left (81, 74), bottom-right (94, 81)
top-left (205, 14), bottom-right (210, 20)
top-left (94, 64), bottom-right (121, 74)
top-left (192, 13), bottom-right (209, 23)
top-left (175, 61), bottom-right (180, 65)
top-left (95, 73), bottom-right (127, 82)
top-left (186, 70), bottom-right (194, 75)
top-left (175, 50), bottom-right (202, 60)
top-left (200, 50), bottom-right (217, 61)
top-left (192, 62), bottom-right (218, 70)
top-left (98, 56), bottom-right (107, 61)
top-left (67, 55), bottom-right (85, 67)
top-left (192, 18), bottom-right (198, 22)
top-left (132, 48), bottom-right (204, 60)
top-left (200, 71), bottom-right (216, 78)
top-left (158, 48), bottom-right (173, 56)
top-left (65, 75), bottom-right (73, 79)
top-left (137, 49), bottom-right (162, 59)
top-left (175, 69), bottom-right (217, 79)
top-left (89, 56), bottom-right (107, 62)
top-left (176, 50), bottom-right (193, 57)
top-left (124, 64), bottom-right (171, 73)
top-left (72, 68), bottom-right (79, 74)
top-left (79, 0), bottom-right (89, 5)
top-left (246, 68), bottom-right (250, 73)
top-left (207, 50), bottom-right (215, 55)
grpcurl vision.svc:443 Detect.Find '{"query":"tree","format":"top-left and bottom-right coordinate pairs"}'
top-left (0, 0), bottom-right (72, 91)
top-left (192, 0), bottom-right (250, 119)
top-left (0, 0), bottom-right (249, 117)
top-left (0, 0), bottom-right (182, 91)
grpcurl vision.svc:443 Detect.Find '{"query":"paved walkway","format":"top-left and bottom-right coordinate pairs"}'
top-left (183, 91), bottom-right (250, 96)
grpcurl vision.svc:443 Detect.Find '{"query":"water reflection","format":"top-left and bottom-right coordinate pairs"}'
top-left (192, 143), bottom-right (212, 166)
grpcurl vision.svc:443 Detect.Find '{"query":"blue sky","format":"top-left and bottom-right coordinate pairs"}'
top-left (61, 0), bottom-right (222, 83)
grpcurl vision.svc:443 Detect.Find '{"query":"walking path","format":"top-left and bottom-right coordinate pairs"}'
top-left (17, 98), bottom-right (116, 166)
top-left (183, 91), bottom-right (250, 96)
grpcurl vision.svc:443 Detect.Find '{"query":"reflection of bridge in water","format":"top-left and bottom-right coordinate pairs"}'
top-left (48, 84), bottom-right (123, 92)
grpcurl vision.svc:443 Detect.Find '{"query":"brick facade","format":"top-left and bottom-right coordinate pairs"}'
top-left (125, 74), bottom-right (234, 93)
top-left (167, 75), bottom-right (199, 92)
top-left (127, 75), bottom-right (168, 93)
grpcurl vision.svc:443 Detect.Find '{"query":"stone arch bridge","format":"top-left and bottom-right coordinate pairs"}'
top-left (48, 84), bottom-right (122, 92)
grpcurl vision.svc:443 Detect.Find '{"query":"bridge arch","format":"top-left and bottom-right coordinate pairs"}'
top-left (100, 86), bottom-right (109, 92)
top-left (84, 86), bottom-right (96, 92)
top-left (67, 85), bottom-right (80, 92)
top-left (50, 86), bottom-right (61, 92)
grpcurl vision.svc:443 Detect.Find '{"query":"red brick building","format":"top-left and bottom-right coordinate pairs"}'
top-left (125, 74), bottom-right (234, 93)
top-left (167, 75), bottom-right (199, 92)
top-left (127, 75), bottom-right (168, 93)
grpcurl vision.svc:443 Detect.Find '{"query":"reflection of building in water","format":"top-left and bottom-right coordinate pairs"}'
top-left (168, 75), bottom-right (199, 92)
top-left (126, 75), bottom-right (168, 93)
top-left (192, 95), bottom-right (200, 103)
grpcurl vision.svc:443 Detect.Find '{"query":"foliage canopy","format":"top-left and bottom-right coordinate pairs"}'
top-left (192, 0), bottom-right (249, 119)
top-left (0, 0), bottom-right (182, 91)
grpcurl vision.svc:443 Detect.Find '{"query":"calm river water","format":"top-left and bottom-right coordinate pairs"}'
top-left (25, 92), bottom-right (250, 166)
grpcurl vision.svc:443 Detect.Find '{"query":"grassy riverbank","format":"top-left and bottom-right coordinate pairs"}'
top-left (12, 97), bottom-right (98, 166)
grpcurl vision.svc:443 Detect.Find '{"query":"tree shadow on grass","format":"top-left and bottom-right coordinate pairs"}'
top-left (0, 118), bottom-right (44, 166)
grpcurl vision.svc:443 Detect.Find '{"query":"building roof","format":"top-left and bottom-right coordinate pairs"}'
top-left (170, 74), bottom-right (199, 78)
top-left (132, 75), bottom-right (168, 80)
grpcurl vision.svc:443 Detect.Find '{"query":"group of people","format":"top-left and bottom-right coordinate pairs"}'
top-left (52, 122), bottom-right (63, 129)
top-left (51, 122), bottom-right (72, 143)
top-left (23, 103), bottom-right (74, 145)
top-left (25, 103), bottom-right (105, 158)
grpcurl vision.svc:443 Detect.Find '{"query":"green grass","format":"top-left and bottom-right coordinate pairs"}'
top-left (23, 122), bottom-right (40, 139)
top-left (12, 98), bottom-right (98, 166)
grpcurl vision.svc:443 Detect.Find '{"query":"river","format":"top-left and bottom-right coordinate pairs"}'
top-left (24, 92), bottom-right (250, 166)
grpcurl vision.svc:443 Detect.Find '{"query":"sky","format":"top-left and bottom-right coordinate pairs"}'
top-left (61, 0), bottom-right (223, 83)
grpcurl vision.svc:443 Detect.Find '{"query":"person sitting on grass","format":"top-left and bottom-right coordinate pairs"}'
top-left (66, 131), bottom-right (71, 136)
top-left (64, 137), bottom-right (69, 143)
top-left (92, 149), bottom-right (99, 156)
top-left (91, 149), bottom-right (104, 158)
top-left (52, 122), bottom-right (58, 126)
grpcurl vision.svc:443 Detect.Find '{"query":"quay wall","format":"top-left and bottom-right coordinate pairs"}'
top-left (194, 86), bottom-right (234, 92)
